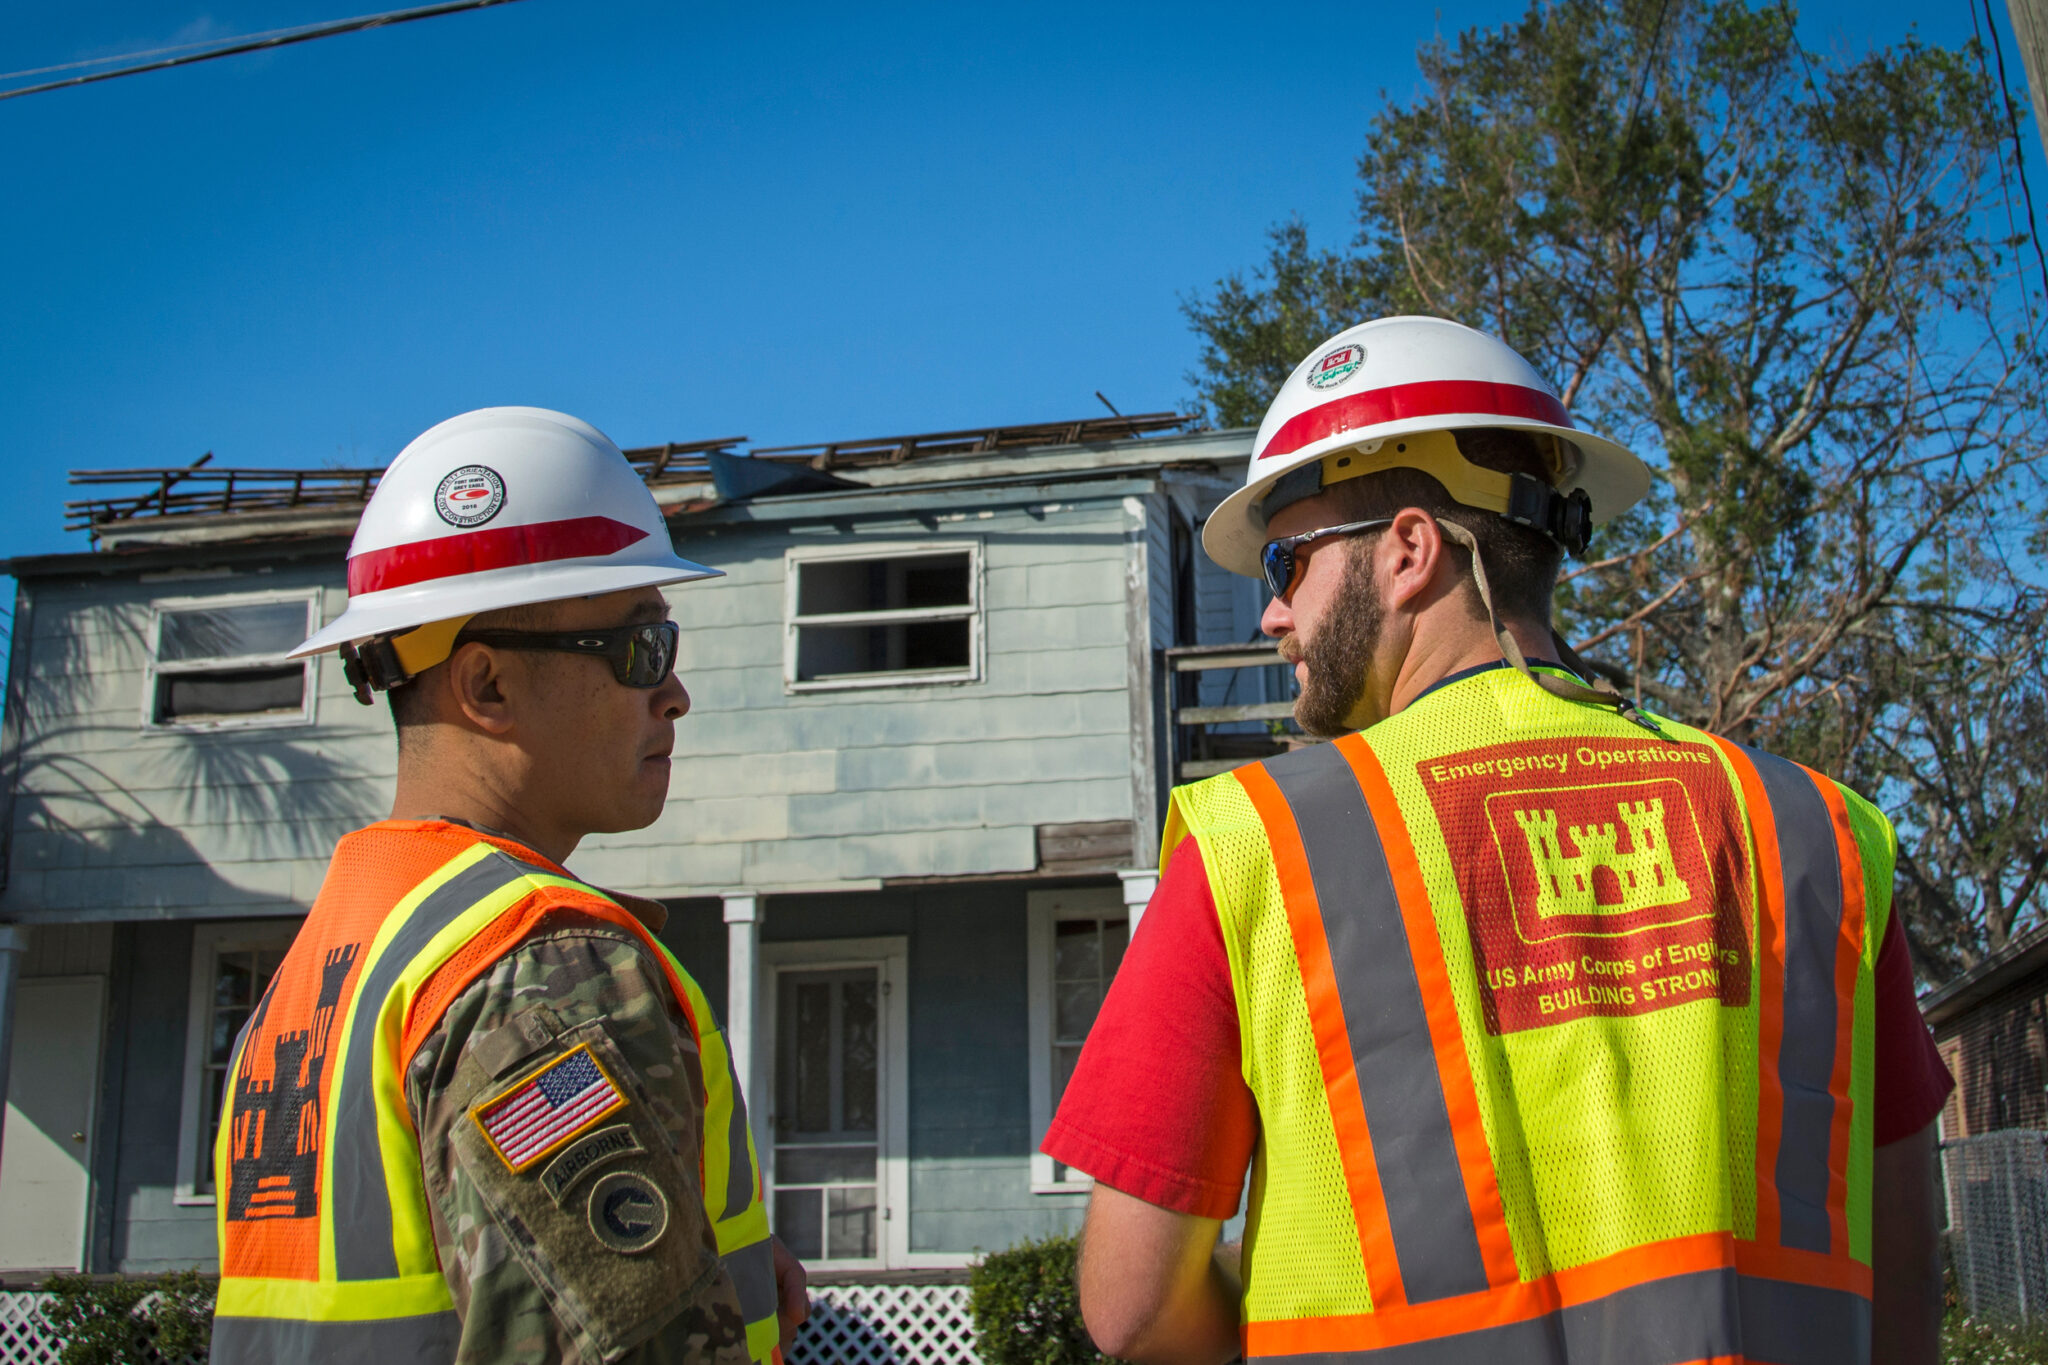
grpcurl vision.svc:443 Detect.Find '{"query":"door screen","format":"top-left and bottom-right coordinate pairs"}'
top-left (772, 967), bottom-right (879, 1261)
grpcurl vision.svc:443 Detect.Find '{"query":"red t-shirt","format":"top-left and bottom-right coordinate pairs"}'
top-left (1043, 838), bottom-right (1955, 1220)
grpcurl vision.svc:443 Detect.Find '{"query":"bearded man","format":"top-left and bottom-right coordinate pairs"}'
top-left (1042, 318), bottom-right (1952, 1365)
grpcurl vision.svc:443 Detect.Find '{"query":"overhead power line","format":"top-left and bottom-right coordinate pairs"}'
top-left (0, 0), bottom-right (529, 104)
top-left (1977, 0), bottom-right (2048, 316)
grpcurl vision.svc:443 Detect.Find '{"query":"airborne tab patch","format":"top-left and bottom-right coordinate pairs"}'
top-left (473, 1043), bottom-right (628, 1172)
top-left (541, 1124), bottom-right (645, 1205)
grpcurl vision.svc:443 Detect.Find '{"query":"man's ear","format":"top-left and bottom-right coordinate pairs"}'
top-left (1381, 508), bottom-right (1450, 613)
top-left (445, 642), bottom-right (517, 737)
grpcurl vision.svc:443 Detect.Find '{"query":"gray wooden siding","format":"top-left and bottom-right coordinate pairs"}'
top-left (104, 923), bottom-right (213, 1272)
top-left (18, 923), bottom-right (112, 977)
top-left (575, 496), bottom-right (1143, 895)
top-left (2, 492), bottom-right (1150, 919)
top-left (1, 565), bottom-right (385, 923)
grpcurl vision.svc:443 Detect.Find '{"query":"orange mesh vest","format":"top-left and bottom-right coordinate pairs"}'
top-left (211, 820), bottom-right (777, 1363)
top-left (1163, 668), bottom-right (1893, 1364)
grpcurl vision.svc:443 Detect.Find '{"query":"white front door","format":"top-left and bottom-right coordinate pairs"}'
top-left (0, 976), bottom-right (105, 1271)
top-left (761, 939), bottom-right (907, 1269)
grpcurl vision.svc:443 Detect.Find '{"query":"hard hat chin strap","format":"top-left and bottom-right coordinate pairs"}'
top-left (1437, 519), bottom-right (1666, 737)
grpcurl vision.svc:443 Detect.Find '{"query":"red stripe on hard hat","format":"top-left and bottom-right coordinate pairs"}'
top-left (1258, 379), bottom-right (1574, 461)
top-left (347, 516), bottom-right (650, 595)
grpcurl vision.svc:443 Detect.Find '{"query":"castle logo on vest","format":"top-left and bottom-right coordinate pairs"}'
top-left (1419, 737), bottom-right (1752, 1034)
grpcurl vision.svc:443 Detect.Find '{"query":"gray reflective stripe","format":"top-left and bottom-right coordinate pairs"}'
top-left (1261, 743), bottom-right (1489, 1304)
top-left (1744, 746), bottom-right (1847, 1255)
top-left (211, 1310), bottom-right (462, 1365)
top-left (1260, 1269), bottom-right (1867, 1364)
top-left (725, 1236), bottom-right (779, 1324)
top-left (332, 850), bottom-right (542, 1280)
top-left (720, 1047), bottom-right (757, 1222)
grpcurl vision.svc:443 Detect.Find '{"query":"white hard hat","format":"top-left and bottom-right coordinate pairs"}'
top-left (1203, 315), bottom-right (1653, 577)
top-left (293, 406), bottom-right (719, 660)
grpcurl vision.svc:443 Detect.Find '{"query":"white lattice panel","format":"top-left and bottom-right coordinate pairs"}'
top-left (2, 1283), bottom-right (981, 1365)
top-left (0, 1294), bottom-right (61, 1365)
top-left (791, 1283), bottom-right (981, 1365)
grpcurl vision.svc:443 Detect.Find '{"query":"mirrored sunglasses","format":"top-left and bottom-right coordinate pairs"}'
top-left (1259, 518), bottom-right (1394, 599)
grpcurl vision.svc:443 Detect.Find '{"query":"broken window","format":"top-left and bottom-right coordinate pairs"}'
top-left (785, 545), bottom-right (979, 688)
top-left (147, 594), bottom-right (317, 729)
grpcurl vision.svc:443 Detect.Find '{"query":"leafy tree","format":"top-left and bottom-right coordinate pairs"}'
top-left (1184, 0), bottom-right (2048, 974)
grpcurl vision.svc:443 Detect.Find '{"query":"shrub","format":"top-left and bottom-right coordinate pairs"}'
top-left (36, 1270), bottom-right (214, 1365)
top-left (968, 1234), bottom-right (1125, 1365)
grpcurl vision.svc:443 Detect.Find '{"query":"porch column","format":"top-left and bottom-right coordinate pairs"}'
top-left (0, 924), bottom-right (27, 1171)
top-left (722, 895), bottom-right (762, 1095)
top-left (1118, 869), bottom-right (1159, 937)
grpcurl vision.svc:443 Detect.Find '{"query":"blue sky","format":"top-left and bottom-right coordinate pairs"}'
top-left (0, 0), bottom-right (1996, 562)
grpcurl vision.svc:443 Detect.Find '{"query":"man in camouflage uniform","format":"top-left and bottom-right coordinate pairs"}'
top-left (405, 858), bottom-right (766, 1363)
top-left (211, 409), bottom-right (801, 1364)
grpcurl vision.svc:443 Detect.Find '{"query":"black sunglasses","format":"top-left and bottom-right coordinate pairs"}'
top-left (1260, 518), bottom-right (1394, 599)
top-left (455, 620), bottom-right (680, 688)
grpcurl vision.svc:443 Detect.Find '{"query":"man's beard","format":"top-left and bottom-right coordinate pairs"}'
top-left (1286, 547), bottom-right (1385, 738)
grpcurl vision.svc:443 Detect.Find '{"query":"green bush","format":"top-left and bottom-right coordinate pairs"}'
top-left (969, 1234), bottom-right (1126, 1365)
top-left (36, 1270), bottom-right (214, 1365)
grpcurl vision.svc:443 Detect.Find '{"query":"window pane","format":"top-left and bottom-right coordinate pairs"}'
top-left (827, 1186), bottom-right (878, 1260)
top-left (211, 1007), bottom-right (249, 1065)
top-left (796, 554), bottom-right (970, 616)
top-left (1104, 920), bottom-right (1129, 979)
top-left (774, 1188), bottom-right (823, 1260)
top-left (793, 983), bottom-right (832, 1134)
top-left (201, 1066), bottom-right (228, 1195)
top-left (155, 666), bottom-right (304, 722)
top-left (157, 602), bottom-right (307, 662)
top-left (794, 620), bottom-right (969, 681)
top-left (1053, 921), bottom-right (1100, 981)
top-left (1055, 980), bottom-right (1101, 1040)
top-left (774, 1144), bottom-right (877, 1184)
top-left (841, 980), bottom-right (877, 1135)
top-left (1053, 1045), bottom-right (1083, 1105)
top-left (215, 953), bottom-right (253, 1008)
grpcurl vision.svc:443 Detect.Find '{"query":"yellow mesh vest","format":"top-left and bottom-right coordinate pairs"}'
top-left (1163, 667), bottom-right (1890, 1361)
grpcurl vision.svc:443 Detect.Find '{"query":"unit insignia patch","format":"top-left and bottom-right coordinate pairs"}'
top-left (472, 1042), bottom-right (628, 1172)
top-left (540, 1123), bottom-right (645, 1206)
top-left (587, 1170), bottom-right (669, 1254)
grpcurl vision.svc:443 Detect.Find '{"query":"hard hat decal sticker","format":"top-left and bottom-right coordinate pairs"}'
top-left (435, 464), bottom-right (506, 528)
top-left (1418, 736), bottom-right (1753, 1035)
top-left (1306, 343), bottom-right (1366, 390)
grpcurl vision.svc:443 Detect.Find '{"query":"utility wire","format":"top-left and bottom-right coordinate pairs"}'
top-left (1978, 0), bottom-right (2048, 316)
top-left (1773, 0), bottom-right (2035, 607)
top-left (0, 0), bottom-right (529, 103)
top-left (0, 19), bottom-right (367, 82)
top-left (1617, 0), bottom-right (1675, 155)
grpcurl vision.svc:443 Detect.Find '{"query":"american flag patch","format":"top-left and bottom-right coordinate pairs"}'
top-left (473, 1044), bottom-right (628, 1172)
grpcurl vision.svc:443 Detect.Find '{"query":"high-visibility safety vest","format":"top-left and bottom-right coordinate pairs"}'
top-left (210, 821), bottom-right (779, 1364)
top-left (1163, 667), bottom-right (1893, 1363)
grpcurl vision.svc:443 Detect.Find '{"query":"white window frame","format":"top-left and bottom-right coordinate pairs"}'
top-left (782, 541), bottom-right (983, 692)
top-left (143, 590), bottom-right (321, 733)
top-left (1026, 886), bottom-right (1127, 1195)
top-left (759, 938), bottom-right (913, 1268)
top-left (175, 920), bottom-right (301, 1206)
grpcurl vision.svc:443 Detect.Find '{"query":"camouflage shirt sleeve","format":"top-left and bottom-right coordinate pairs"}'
top-left (405, 908), bottom-right (753, 1365)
